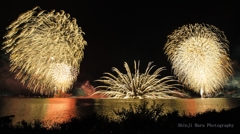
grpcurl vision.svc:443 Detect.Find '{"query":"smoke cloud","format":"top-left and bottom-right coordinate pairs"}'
top-left (225, 60), bottom-right (240, 89)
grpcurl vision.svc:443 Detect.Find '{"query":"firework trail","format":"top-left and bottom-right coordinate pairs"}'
top-left (164, 23), bottom-right (233, 97)
top-left (93, 61), bottom-right (189, 99)
top-left (2, 6), bottom-right (87, 94)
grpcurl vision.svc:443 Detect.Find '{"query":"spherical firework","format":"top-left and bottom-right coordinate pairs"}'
top-left (2, 6), bottom-right (87, 94)
top-left (49, 63), bottom-right (78, 92)
top-left (164, 23), bottom-right (233, 97)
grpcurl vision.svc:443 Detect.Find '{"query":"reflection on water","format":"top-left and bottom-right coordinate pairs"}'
top-left (43, 98), bottom-right (77, 126)
top-left (0, 98), bottom-right (240, 127)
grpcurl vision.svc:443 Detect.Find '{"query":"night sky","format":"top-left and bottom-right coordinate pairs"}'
top-left (1, 0), bottom-right (240, 94)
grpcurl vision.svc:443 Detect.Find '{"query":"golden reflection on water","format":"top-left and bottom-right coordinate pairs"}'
top-left (0, 98), bottom-right (77, 127)
top-left (0, 98), bottom-right (240, 127)
top-left (43, 98), bottom-right (77, 127)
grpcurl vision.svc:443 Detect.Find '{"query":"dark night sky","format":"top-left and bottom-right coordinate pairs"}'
top-left (1, 0), bottom-right (240, 93)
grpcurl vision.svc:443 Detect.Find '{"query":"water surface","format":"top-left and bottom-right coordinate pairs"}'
top-left (0, 98), bottom-right (240, 127)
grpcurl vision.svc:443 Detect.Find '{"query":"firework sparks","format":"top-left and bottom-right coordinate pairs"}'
top-left (2, 6), bottom-right (87, 94)
top-left (49, 63), bottom-right (78, 92)
top-left (92, 61), bottom-right (189, 99)
top-left (164, 23), bottom-right (233, 97)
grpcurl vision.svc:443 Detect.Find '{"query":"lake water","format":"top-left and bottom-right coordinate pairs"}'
top-left (0, 97), bottom-right (240, 127)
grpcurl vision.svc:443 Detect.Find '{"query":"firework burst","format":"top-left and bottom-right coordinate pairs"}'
top-left (92, 61), bottom-right (189, 99)
top-left (164, 23), bottom-right (233, 97)
top-left (2, 6), bottom-right (87, 94)
top-left (49, 63), bottom-right (78, 91)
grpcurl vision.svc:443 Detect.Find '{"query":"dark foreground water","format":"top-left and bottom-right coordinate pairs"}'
top-left (0, 97), bottom-right (240, 127)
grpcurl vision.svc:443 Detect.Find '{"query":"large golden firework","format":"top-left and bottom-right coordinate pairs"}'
top-left (2, 6), bottom-right (87, 94)
top-left (164, 23), bottom-right (233, 97)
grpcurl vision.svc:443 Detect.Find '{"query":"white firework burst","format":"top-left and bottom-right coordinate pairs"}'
top-left (49, 63), bottom-right (78, 92)
top-left (164, 23), bottom-right (233, 97)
